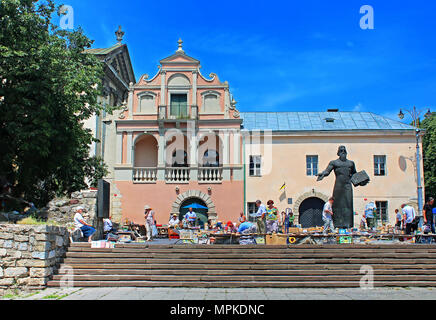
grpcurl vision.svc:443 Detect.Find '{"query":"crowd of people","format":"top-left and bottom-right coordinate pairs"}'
top-left (71, 196), bottom-right (436, 243)
top-left (356, 198), bottom-right (436, 235)
top-left (250, 200), bottom-right (296, 234)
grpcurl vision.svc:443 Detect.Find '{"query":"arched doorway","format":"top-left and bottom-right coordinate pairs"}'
top-left (298, 197), bottom-right (325, 228)
top-left (179, 198), bottom-right (209, 227)
top-left (171, 190), bottom-right (217, 223)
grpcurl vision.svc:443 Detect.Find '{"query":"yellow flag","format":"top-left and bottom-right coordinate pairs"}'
top-left (280, 183), bottom-right (286, 191)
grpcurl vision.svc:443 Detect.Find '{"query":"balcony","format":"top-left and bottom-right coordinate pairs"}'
top-left (133, 168), bottom-right (158, 183)
top-left (198, 167), bottom-right (223, 183)
top-left (165, 167), bottom-right (191, 183)
top-left (132, 167), bottom-right (224, 184)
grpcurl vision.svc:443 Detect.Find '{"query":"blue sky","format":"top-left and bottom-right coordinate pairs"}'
top-left (53, 0), bottom-right (435, 122)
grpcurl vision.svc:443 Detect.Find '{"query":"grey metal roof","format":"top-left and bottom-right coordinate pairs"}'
top-left (239, 112), bottom-right (415, 131)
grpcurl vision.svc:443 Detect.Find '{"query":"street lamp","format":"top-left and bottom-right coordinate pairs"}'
top-left (398, 106), bottom-right (432, 225)
top-left (398, 109), bottom-right (405, 120)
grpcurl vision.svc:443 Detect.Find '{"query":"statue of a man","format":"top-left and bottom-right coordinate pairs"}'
top-left (317, 146), bottom-right (368, 228)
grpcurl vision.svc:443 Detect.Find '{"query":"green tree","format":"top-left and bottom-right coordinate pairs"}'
top-left (0, 0), bottom-right (108, 207)
top-left (421, 113), bottom-right (436, 200)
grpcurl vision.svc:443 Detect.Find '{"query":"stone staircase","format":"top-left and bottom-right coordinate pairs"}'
top-left (47, 243), bottom-right (436, 288)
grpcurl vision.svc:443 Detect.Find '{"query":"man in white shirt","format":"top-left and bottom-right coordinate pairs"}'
top-left (250, 200), bottom-right (267, 234)
top-left (169, 214), bottom-right (180, 227)
top-left (402, 204), bottom-right (417, 235)
top-left (184, 208), bottom-right (197, 227)
top-left (103, 218), bottom-right (114, 233)
top-left (73, 207), bottom-right (96, 243)
top-left (323, 197), bottom-right (335, 234)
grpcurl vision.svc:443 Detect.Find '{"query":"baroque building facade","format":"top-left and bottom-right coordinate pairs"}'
top-left (86, 33), bottom-right (423, 227)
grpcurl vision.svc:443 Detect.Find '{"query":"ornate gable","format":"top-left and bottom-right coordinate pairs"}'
top-left (160, 39), bottom-right (200, 66)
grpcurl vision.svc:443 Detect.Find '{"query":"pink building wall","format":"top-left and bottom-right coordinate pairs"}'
top-left (114, 181), bottom-right (244, 225)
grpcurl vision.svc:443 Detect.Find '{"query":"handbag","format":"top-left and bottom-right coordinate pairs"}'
top-left (152, 225), bottom-right (158, 237)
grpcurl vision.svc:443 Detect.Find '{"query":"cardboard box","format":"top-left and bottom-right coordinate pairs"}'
top-left (266, 234), bottom-right (289, 245)
top-left (288, 227), bottom-right (301, 234)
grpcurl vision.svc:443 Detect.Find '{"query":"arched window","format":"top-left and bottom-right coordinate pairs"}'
top-left (201, 91), bottom-right (221, 114)
top-left (172, 150), bottom-right (188, 167)
top-left (203, 149), bottom-right (220, 167)
top-left (137, 92), bottom-right (157, 114)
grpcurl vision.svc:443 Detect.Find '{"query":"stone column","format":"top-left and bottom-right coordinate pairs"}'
top-left (233, 130), bottom-right (241, 165)
top-left (157, 129), bottom-right (166, 180)
top-left (116, 131), bottom-right (123, 164)
top-left (222, 131), bottom-right (230, 166)
top-left (188, 122), bottom-right (198, 181)
top-left (192, 70), bottom-right (198, 106)
top-left (126, 132), bottom-right (133, 165)
top-left (127, 85), bottom-right (134, 119)
top-left (158, 71), bottom-right (167, 119)
top-left (221, 131), bottom-right (231, 181)
top-left (160, 70), bottom-right (166, 106)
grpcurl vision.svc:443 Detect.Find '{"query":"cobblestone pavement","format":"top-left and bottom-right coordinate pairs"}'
top-left (3, 287), bottom-right (436, 300)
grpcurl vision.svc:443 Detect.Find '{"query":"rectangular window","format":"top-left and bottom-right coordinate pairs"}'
top-left (170, 94), bottom-right (188, 118)
top-left (306, 155), bottom-right (319, 176)
top-left (249, 155), bottom-right (262, 177)
top-left (376, 201), bottom-right (388, 222)
top-left (374, 155), bottom-right (386, 176)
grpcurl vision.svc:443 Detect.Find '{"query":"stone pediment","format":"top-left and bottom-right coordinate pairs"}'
top-left (160, 51), bottom-right (200, 65)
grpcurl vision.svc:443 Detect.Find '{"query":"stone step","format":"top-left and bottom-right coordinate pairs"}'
top-left (64, 252), bottom-right (436, 259)
top-left (55, 268), bottom-right (436, 276)
top-left (69, 243), bottom-right (435, 249)
top-left (56, 263), bottom-right (436, 270)
top-left (50, 274), bottom-right (436, 281)
top-left (46, 280), bottom-right (436, 288)
top-left (53, 245), bottom-right (436, 288)
top-left (62, 257), bottom-right (436, 264)
top-left (67, 247), bottom-right (436, 254)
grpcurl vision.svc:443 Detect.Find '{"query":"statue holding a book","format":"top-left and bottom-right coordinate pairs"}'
top-left (317, 146), bottom-right (370, 228)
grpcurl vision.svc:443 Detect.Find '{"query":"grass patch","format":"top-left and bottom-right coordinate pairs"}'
top-left (1, 289), bottom-right (20, 299)
top-left (42, 294), bottom-right (62, 299)
top-left (42, 293), bottom-right (69, 300)
top-left (17, 217), bottom-right (59, 226)
top-left (23, 291), bottom-right (40, 298)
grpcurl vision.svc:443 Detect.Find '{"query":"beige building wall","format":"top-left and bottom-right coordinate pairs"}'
top-left (245, 131), bottom-right (423, 227)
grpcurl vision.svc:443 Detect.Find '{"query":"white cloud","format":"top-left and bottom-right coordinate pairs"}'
top-left (352, 103), bottom-right (362, 112)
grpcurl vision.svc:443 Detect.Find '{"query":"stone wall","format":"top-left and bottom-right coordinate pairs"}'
top-left (47, 190), bottom-right (98, 228)
top-left (0, 224), bottom-right (69, 293)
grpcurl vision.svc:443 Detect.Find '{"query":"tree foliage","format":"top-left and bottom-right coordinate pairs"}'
top-left (0, 0), bottom-right (108, 207)
top-left (421, 113), bottom-right (436, 200)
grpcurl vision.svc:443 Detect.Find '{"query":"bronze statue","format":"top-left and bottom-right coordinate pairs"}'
top-left (317, 146), bottom-right (369, 228)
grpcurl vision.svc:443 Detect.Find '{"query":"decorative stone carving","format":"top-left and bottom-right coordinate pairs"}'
top-left (115, 26), bottom-right (125, 44)
top-left (118, 100), bottom-right (128, 119)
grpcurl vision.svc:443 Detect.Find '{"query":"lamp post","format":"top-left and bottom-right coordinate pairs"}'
top-left (398, 107), bottom-right (432, 224)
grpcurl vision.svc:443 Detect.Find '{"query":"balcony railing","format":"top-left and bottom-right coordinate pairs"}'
top-left (198, 167), bottom-right (223, 183)
top-left (165, 167), bottom-right (191, 183)
top-left (133, 168), bottom-right (158, 183)
top-left (132, 166), bottom-right (224, 184)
